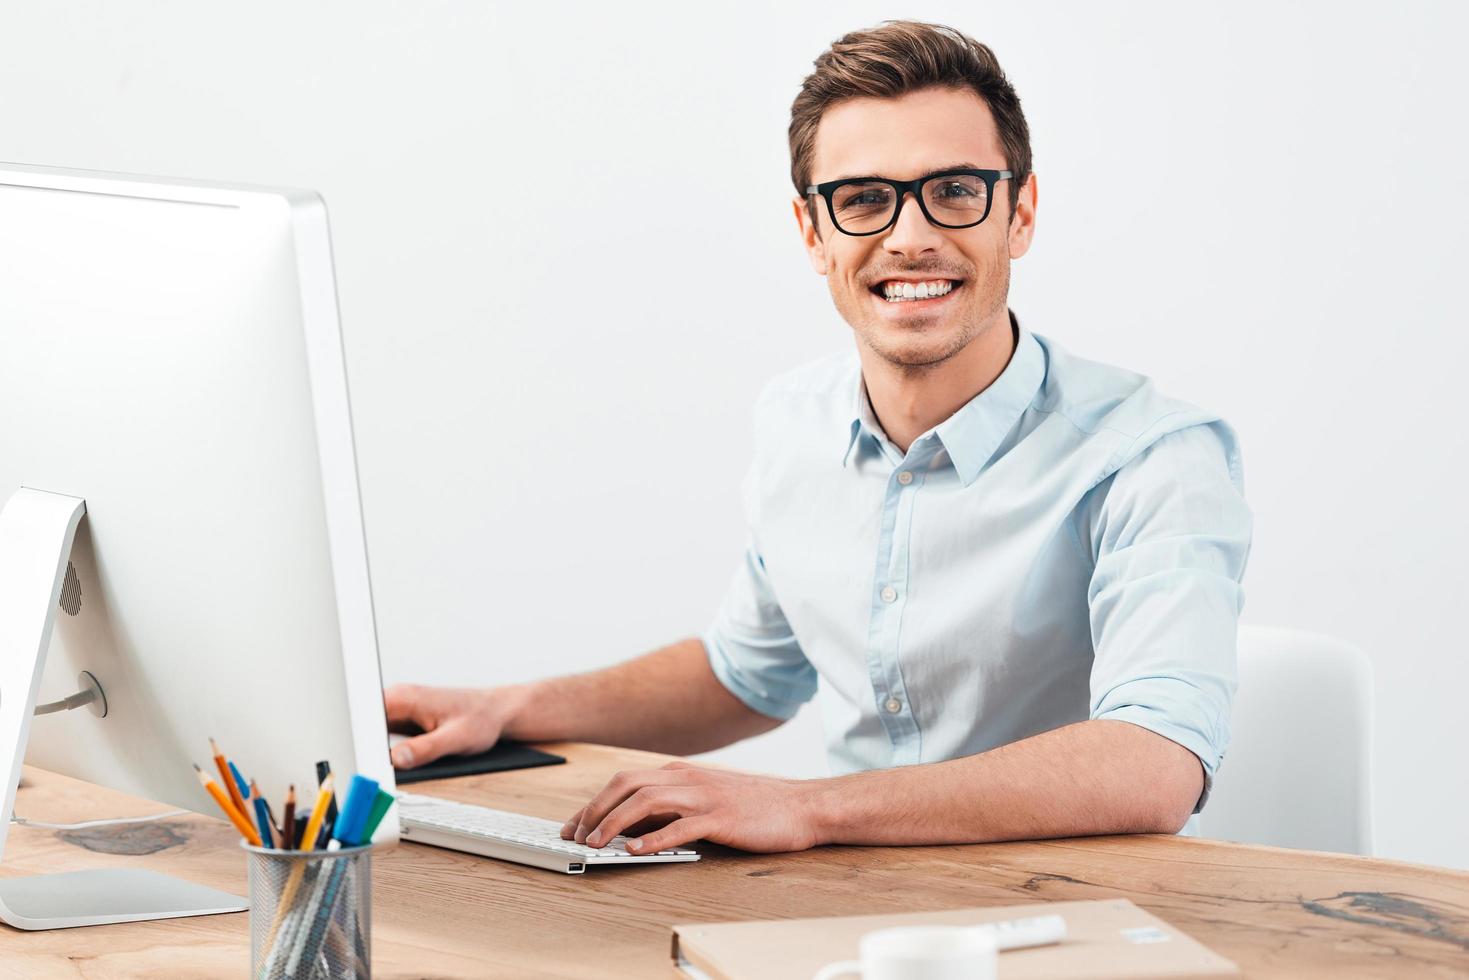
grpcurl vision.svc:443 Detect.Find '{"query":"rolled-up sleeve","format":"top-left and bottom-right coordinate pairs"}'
top-left (702, 540), bottom-right (818, 721)
top-left (1084, 420), bottom-right (1254, 812)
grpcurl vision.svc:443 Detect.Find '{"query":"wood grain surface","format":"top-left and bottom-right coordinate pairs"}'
top-left (1, 742), bottom-right (1465, 978)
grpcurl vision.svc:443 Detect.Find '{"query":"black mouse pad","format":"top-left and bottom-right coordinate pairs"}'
top-left (393, 740), bottom-right (566, 784)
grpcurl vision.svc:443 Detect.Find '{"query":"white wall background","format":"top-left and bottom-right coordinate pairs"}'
top-left (3, 1), bottom-right (1464, 868)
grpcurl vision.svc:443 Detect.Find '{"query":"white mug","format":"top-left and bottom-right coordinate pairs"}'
top-left (811, 925), bottom-right (998, 980)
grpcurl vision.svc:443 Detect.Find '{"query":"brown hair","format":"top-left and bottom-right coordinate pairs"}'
top-left (789, 21), bottom-right (1032, 222)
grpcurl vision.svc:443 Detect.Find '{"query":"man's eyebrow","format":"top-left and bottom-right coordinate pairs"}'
top-left (825, 162), bottom-right (984, 183)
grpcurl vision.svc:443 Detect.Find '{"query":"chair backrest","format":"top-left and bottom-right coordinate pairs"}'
top-left (1201, 625), bottom-right (1374, 855)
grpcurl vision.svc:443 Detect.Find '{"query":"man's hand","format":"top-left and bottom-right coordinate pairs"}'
top-left (383, 683), bottom-right (531, 769)
top-left (560, 761), bottom-right (825, 855)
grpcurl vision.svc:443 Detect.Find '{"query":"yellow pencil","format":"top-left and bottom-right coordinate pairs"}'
top-left (299, 772), bottom-right (335, 852)
top-left (261, 772), bottom-right (337, 954)
top-left (193, 764), bottom-right (263, 847)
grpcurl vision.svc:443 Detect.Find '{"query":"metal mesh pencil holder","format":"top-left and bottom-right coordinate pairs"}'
top-left (245, 842), bottom-right (374, 980)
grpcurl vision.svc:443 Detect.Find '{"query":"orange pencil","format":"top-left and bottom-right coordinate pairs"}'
top-left (210, 737), bottom-right (249, 817)
top-left (194, 763), bottom-right (263, 846)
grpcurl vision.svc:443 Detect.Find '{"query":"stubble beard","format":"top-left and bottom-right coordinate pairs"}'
top-left (845, 257), bottom-right (1010, 374)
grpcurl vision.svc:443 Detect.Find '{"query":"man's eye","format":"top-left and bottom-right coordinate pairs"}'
top-left (934, 181), bottom-right (979, 199)
top-left (836, 186), bottom-right (892, 210)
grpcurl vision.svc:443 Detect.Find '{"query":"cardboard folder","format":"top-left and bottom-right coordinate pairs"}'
top-left (672, 898), bottom-right (1238, 979)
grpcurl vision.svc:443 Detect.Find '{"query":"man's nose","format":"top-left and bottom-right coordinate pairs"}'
top-left (881, 191), bottom-right (944, 259)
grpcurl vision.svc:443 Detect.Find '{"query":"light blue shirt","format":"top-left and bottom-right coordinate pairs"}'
top-left (703, 317), bottom-right (1252, 813)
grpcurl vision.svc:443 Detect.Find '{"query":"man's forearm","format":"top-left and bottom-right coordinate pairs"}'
top-left (501, 637), bottom-right (784, 755)
top-left (805, 719), bottom-right (1204, 845)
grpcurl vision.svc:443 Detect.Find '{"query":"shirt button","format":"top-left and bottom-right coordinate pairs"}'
top-left (880, 586), bottom-right (897, 603)
top-left (884, 698), bottom-right (903, 714)
top-left (896, 471), bottom-right (914, 486)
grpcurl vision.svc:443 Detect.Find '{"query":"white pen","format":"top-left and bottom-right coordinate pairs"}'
top-left (974, 913), bottom-right (1067, 951)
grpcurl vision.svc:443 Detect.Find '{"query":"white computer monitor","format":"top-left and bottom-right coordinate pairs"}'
top-left (0, 162), bottom-right (396, 928)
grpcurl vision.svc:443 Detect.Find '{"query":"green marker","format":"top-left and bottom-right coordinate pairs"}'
top-left (358, 789), bottom-right (397, 844)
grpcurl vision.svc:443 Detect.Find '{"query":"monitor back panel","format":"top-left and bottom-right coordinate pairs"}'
top-left (0, 164), bottom-right (394, 833)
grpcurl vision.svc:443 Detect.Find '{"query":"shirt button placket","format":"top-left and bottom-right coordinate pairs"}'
top-left (868, 449), bottom-right (928, 764)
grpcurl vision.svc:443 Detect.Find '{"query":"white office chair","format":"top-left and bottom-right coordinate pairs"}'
top-left (1201, 625), bottom-right (1374, 855)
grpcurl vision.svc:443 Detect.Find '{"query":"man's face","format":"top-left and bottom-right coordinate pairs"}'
top-left (794, 86), bottom-right (1036, 369)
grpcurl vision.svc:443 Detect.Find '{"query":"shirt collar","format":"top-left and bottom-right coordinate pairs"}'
top-left (842, 374), bottom-right (884, 467)
top-left (842, 313), bottom-right (1046, 487)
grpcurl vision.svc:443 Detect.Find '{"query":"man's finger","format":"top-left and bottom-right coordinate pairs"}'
top-left (560, 808), bottom-right (585, 840)
top-left (585, 787), bottom-right (694, 848)
top-left (572, 769), bottom-right (694, 843)
top-left (624, 815), bottom-right (713, 855)
top-left (390, 722), bottom-right (463, 769)
top-left (382, 683), bottom-right (420, 722)
top-left (619, 815), bottom-right (672, 840)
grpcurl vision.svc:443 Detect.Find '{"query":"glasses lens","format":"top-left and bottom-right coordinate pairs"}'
top-left (923, 174), bottom-right (989, 227)
top-left (830, 181), bottom-right (896, 234)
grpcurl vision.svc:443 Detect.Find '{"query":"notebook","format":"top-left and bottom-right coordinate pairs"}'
top-left (672, 898), bottom-right (1238, 979)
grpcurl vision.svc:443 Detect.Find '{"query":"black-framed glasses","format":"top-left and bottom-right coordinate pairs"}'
top-left (805, 169), bottom-right (1012, 236)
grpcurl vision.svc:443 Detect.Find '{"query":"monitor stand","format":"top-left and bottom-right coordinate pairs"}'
top-left (0, 487), bottom-right (248, 929)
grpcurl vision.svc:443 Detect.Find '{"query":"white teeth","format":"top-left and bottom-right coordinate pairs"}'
top-left (880, 279), bottom-right (954, 302)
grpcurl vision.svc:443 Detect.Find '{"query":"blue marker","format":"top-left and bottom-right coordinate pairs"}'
top-left (332, 774), bottom-right (380, 846)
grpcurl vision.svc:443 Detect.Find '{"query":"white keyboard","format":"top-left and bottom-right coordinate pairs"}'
top-left (395, 792), bottom-right (701, 874)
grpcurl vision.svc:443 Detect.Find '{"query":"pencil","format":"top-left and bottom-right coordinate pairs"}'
top-left (315, 760), bottom-right (339, 828)
top-left (280, 784), bottom-right (297, 851)
top-left (249, 780), bottom-right (279, 848)
top-left (300, 772), bottom-right (335, 852)
top-left (210, 737), bottom-right (249, 818)
top-left (265, 776), bottom-right (335, 962)
top-left (262, 858), bottom-right (309, 962)
top-left (193, 763), bottom-right (263, 846)
top-left (227, 760), bottom-right (251, 808)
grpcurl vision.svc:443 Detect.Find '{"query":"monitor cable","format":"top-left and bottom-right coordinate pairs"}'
top-left (10, 670), bottom-right (164, 827)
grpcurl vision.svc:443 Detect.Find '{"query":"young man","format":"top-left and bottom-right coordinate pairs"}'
top-left (385, 21), bottom-right (1252, 855)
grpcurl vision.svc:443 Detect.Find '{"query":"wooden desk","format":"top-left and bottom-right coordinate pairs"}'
top-left (1, 742), bottom-right (1466, 978)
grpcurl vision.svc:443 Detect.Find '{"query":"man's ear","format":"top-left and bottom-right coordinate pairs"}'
top-left (1007, 173), bottom-right (1038, 260)
top-left (793, 197), bottom-right (829, 275)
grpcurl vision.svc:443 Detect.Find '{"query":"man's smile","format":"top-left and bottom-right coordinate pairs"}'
top-left (867, 276), bottom-right (966, 315)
